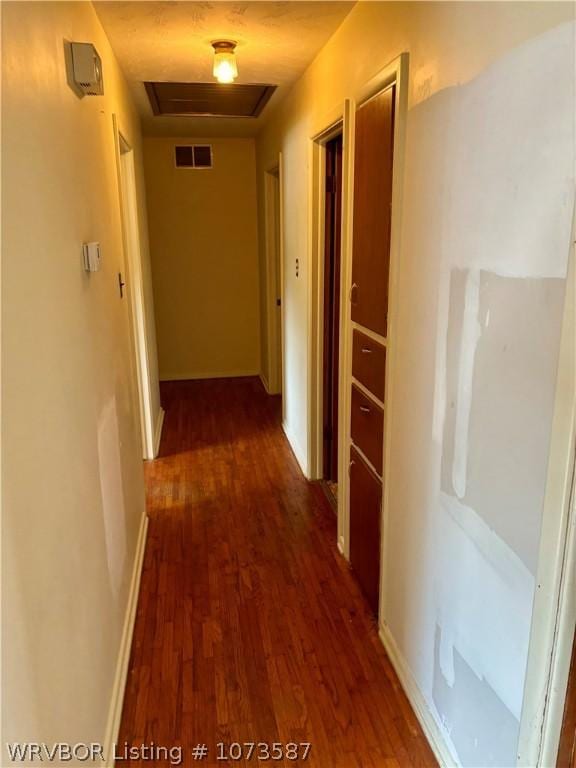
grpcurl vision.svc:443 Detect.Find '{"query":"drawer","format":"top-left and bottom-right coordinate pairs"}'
top-left (349, 445), bottom-right (382, 616)
top-left (352, 330), bottom-right (386, 401)
top-left (350, 384), bottom-right (384, 473)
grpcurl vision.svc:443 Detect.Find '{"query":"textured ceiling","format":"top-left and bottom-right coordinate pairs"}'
top-left (94, 1), bottom-right (356, 137)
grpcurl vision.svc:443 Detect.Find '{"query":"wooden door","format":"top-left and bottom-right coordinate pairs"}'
top-left (558, 627), bottom-right (576, 768)
top-left (351, 85), bottom-right (395, 337)
top-left (349, 446), bottom-right (382, 616)
top-left (322, 134), bottom-right (343, 482)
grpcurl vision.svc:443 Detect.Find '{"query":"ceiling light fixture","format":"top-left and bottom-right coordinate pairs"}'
top-left (212, 40), bottom-right (238, 84)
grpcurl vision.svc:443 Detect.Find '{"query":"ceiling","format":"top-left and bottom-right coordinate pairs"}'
top-left (94, 1), bottom-right (356, 138)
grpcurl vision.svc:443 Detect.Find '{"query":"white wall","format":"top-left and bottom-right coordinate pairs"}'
top-left (144, 137), bottom-right (260, 381)
top-left (2, 0), bottom-right (160, 758)
top-left (256, 3), bottom-right (575, 765)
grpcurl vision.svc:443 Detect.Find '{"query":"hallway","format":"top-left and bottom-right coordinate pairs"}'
top-left (119, 378), bottom-right (436, 767)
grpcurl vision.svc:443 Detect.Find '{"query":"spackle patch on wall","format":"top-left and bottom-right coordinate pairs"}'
top-left (433, 625), bottom-right (520, 768)
top-left (441, 268), bottom-right (565, 573)
top-left (461, 272), bottom-right (565, 573)
top-left (421, 23), bottom-right (575, 766)
top-left (434, 492), bottom-right (533, 720)
top-left (98, 396), bottom-right (127, 600)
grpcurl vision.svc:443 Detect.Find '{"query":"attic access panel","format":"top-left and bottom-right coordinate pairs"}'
top-left (144, 82), bottom-right (276, 118)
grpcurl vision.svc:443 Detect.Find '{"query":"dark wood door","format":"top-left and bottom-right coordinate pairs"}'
top-left (351, 85), bottom-right (395, 337)
top-left (558, 627), bottom-right (576, 768)
top-left (349, 446), bottom-right (382, 616)
top-left (322, 134), bottom-right (343, 482)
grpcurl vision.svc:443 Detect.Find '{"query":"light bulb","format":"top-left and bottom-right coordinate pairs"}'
top-left (212, 42), bottom-right (238, 84)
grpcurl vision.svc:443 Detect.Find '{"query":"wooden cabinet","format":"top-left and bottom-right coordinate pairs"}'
top-left (348, 83), bottom-right (396, 619)
top-left (352, 329), bottom-right (386, 402)
top-left (349, 446), bottom-right (382, 616)
top-left (351, 85), bottom-right (395, 337)
top-left (350, 384), bottom-right (384, 474)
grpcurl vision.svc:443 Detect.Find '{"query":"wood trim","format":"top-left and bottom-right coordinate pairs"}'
top-left (144, 82), bottom-right (160, 116)
top-left (259, 372), bottom-right (271, 394)
top-left (153, 407), bottom-right (165, 459)
top-left (282, 419), bottom-right (308, 477)
top-left (517, 210), bottom-right (576, 765)
top-left (308, 113), bottom-right (345, 482)
top-left (278, 153), bottom-right (286, 427)
top-left (337, 98), bottom-right (356, 559)
top-left (263, 164), bottom-right (283, 396)
top-left (376, 52), bottom-right (410, 632)
top-left (351, 320), bottom-right (387, 346)
top-left (103, 513), bottom-right (149, 767)
top-left (351, 376), bottom-right (385, 410)
top-left (143, 82), bottom-right (276, 118)
top-left (159, 369), bottom-right (260, 382)
top-left (113, 115), bottom-right (156, 461)
top-left (322, 134), bottom-right (343, 483)
top-left (379, 624), bottom-right (459, 767)
top-left (252, 84), bottom-right (276, 117)
top-left (558, 628), bottom-right (576, 768)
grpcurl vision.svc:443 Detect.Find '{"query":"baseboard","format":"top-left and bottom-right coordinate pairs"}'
top-left (160, 370), bottom-right (259, 382)
top-left (259, 373), bottom-right (270, 393)
top-left (282, 420), bottom-right (309, 478)
top-left (378, 623), bottom-right (458, 768)
top-left (153, 407), bottom-right (165, 458)
top-left (103, 513), bottom-right (149, 767)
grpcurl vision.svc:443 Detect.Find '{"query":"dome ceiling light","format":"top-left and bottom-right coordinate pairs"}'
top-left (211, 40), bottom-right (238, 84)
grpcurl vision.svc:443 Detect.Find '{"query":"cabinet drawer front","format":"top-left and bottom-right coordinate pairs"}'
top-left (352, 330), bottom-right (386, 401)
top-left (350, 384), bottom-right (384, 473)
top-left (349, 446), bottom-right (382, 616)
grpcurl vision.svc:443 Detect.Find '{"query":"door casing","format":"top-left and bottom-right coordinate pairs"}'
top-left (113, 117), bottom-right (157, 460)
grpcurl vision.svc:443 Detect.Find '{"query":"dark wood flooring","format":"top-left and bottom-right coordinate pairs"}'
top-left (118, 377), bottom-right (437, 767)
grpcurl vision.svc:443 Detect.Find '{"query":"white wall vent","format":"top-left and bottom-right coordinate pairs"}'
top-left (174, 145), bottom-right (213, 169)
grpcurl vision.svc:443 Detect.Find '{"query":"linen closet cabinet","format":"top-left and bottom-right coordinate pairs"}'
top-left (348, 84), bottom-right (395, 617)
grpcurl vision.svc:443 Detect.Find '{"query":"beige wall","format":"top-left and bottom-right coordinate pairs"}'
top-left (2, 0), bottom-right (160, 759)
top-left (144, 137), bottom-right (260, 381)
top-left (256, 3), bottom-right (575, 765)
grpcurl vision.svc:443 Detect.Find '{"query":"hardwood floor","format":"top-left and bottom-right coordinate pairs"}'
top-left (118, 377), bottom-right (437, 767)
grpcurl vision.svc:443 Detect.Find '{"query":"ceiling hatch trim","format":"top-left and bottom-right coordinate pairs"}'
top-left (144, 82), bottom-right (277, 119)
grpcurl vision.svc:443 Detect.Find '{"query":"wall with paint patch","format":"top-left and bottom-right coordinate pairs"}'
top-left (2, 1), bottom-right (158, 757)
top-left (256, 2), bottom-right (575, 765)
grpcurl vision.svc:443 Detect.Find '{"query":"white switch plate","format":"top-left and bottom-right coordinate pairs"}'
top-left (83, 241), bottom-right (101, 272)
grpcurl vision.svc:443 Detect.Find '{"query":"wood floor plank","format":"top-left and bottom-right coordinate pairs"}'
top-left (118, 377), bottom-right (437, 767)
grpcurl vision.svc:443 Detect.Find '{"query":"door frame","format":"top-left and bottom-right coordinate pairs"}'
top-left (517, 215), bottom-right (576, 767)
top-left (309, 117), bottom-right (345, 485)
top-left (307, 54), bottom-right (409, 560)
top-left (113, 116), bottom-right (157, 460)
top-left (263, 157), bottom-right (285, 402)
top-left (321, 134), bottom-right (344, 485)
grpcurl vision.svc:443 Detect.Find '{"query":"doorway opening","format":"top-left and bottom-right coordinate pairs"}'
top-left (321, 134), bottom-right (343, 507)
top-left (263, 163), bottom-right (283, 402)
top-left (115, 120), bottom-right (157, 459)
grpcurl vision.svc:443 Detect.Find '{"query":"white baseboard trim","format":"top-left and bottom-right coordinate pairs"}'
top-left (378, 622), bottom-right (458, 768)
top-left (282, 420), bottom-right (309, 478)
top-left (103, 513), bottom-right (149, 767)
top-left (259, 373), bottom-right (271, 393)
top-left (153, 407), bottom-right (165, 458)
top-left (160, 370), bottom-right (259, 382)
